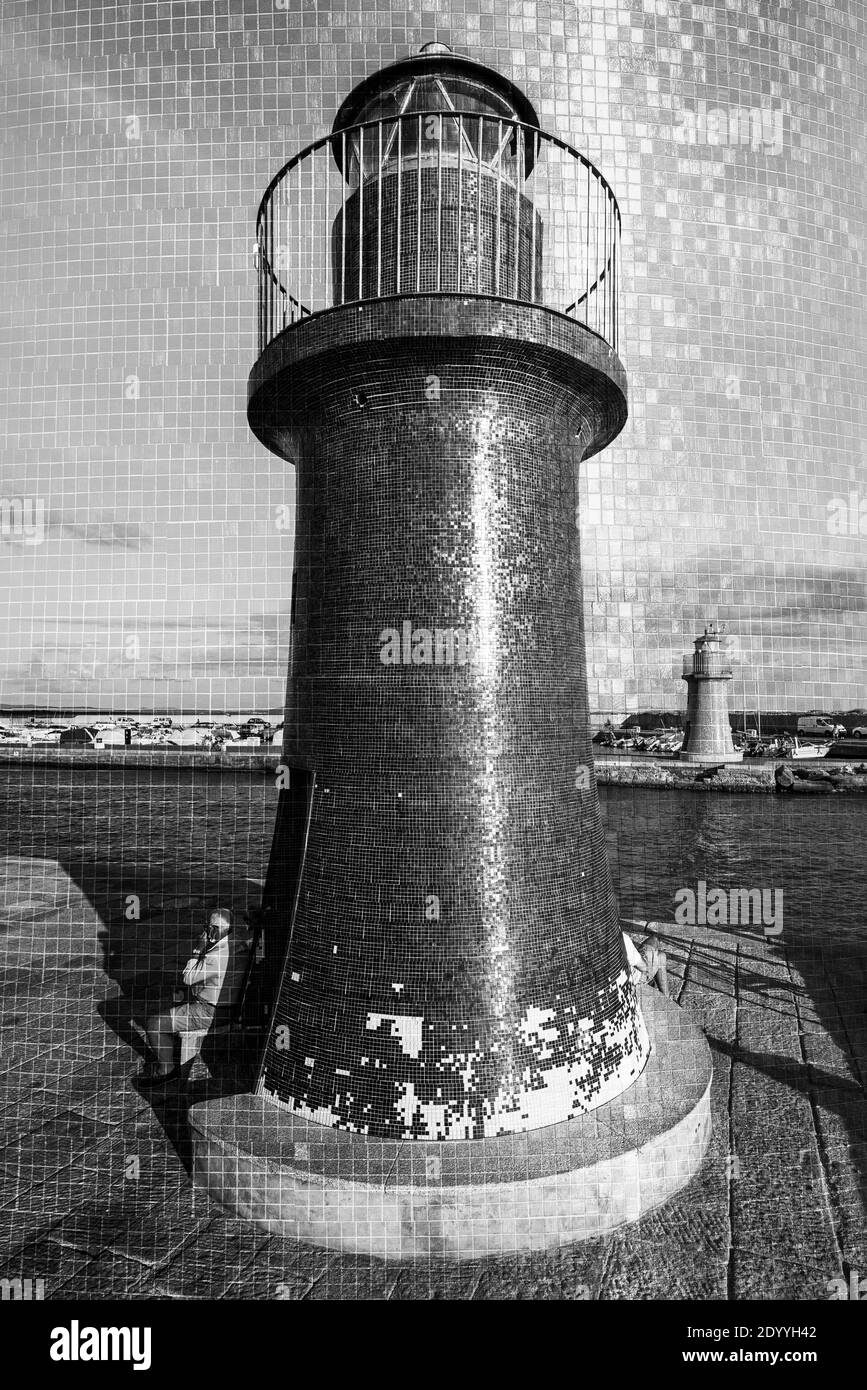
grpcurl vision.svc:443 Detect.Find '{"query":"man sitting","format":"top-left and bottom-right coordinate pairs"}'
top-left (136, 907), bottom-right (252, 1087)
top-left (623, 928), bottom-right (669, 998)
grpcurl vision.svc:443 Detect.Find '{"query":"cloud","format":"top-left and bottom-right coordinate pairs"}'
top-left (47, 515), bottom-right (150, 550)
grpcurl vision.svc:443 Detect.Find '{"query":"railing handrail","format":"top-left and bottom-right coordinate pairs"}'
top-left (684, 653), bottom-right (732, 677)
top-left (254, 109), bottom-right (622, 354)
top-left (255, 110), bottom-right (621, 235)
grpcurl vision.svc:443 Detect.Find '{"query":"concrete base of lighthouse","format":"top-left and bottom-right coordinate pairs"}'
top-left (679, 749), bottom-right (743, 765)
top-left (188, 989), bottom-right (712, 1260)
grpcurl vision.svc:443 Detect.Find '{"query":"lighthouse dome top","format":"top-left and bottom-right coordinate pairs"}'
top-left (331, 43), bottom-right (540, 153)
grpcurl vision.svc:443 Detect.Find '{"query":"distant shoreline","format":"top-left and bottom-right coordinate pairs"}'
top-left (0, 746), bottom-right (278, 773)
top-left (1, 745), bottom-right (866, 792)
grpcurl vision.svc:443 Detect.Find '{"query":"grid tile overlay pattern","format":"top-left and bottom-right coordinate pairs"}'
top-left (1, 0), bottom-right (863, 716)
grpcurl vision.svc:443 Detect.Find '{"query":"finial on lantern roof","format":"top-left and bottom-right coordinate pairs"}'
top-left (331, 42), bottom-right (539, 144)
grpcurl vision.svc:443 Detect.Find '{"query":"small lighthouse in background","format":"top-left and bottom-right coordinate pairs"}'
top-left (680, 622), bottom-right (742, 763)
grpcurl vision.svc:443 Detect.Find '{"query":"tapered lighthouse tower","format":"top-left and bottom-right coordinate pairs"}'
top-left (191, 45), bottom-right (712, 1256)
top-left (680, 622), bottom-right (743, 764)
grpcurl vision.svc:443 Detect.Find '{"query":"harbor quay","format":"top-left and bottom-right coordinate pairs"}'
top-left (0, 847), bottom-right (862, 1297)
top-left (1, 745), bottom-right (866, 794)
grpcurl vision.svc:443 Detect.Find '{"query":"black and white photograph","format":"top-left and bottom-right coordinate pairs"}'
top-left (0, 0), bottom-right (864, 1358)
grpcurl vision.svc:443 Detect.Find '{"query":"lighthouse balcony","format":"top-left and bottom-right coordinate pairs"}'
top-left (254, 111), bottom-right (621, 360)
top-left (683, 652), bottom-right (733, 678)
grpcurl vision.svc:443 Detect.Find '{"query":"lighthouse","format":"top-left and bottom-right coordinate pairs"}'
top-left (190, 45), bottom-right (712, 1257)
top-left (680, 622), bottom-right (743, 764)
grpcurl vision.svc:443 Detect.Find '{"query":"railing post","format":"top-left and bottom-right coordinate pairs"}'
top-left (309, 140), bottom-right (315, 323)
top-left (256, 224), bottom-right (262, 354)
top-left (377, 121), bottom-right (383, 299)
top-left (340, 129), bottom-right (347, 305)
top-left (291, 164), bottom-right (297, 324)
top-left (324, 132), bottom-right (331, 308)
top-left (593, 172), bottom-right (600, 335)
top-left (456, 114), bottom-right (463, 294)
top-left (495, 118), bottom-right (503, 296)
top-left (584, 161), bottom-right (591, 327)
top-left (396, 118), bottom-right (402, 294)
top-left (267, 195), bottom-right (273, 345)
top-left (602, 187), bottom-right (608, 343)
top-left (476, 116), bottom-right (483, 295)
top-left (415, 114), bottom-right (422, 292)
top-left (358, 126), bottom-right (364, 302)
top-left (529, 130), bottom-right (537, 304)
top-left (513, 124), bottom-right (521, 300)
top-left (436, 113), bottom-right (442, 292)
top-left (611, 195), bottom-right (615, 347)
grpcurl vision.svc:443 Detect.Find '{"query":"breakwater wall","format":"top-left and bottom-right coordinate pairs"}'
top-left (596, 758), bottom-right (867, 795)
top-left (2, 747), bottom-right (866, 792)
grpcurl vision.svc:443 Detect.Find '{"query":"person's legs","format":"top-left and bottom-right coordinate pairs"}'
top-left (144, 1009), bottom-right (178, 1074)
top-left (172, 999), bottom-right (218, 1065)
top-left (656, 952), bottom-right (670, 998)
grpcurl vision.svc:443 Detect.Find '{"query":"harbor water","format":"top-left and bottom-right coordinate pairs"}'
top-left (0, 765), bottom-right (863, 950)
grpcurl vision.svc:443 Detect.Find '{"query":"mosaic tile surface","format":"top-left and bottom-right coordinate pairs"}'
top-left (251, 113), bottom-right (650, 1133)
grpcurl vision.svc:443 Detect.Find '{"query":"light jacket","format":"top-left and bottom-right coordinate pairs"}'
top-left (182, 931), bottom-right (250, 1008)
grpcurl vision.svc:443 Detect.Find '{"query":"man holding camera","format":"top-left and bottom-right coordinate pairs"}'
top-left (136, 907), bottom-right (252, 1087)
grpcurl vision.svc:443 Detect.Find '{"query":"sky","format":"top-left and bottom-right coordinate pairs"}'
top-left (0, 0), bottom-right (863, 716)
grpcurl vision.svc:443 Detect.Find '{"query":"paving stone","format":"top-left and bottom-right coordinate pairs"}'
top-left (471, 1242), bottom-right (606, 1300)
top-left (0, 1234), bottom-right (95, 1294)
top-left (731, 1249), bottom-right (842, 1302)
top-left (786, 957), bottom-right (867, 1273)
top-left (40, 1206), bottom-right (144, 1259)
top-left (101, 1202), bottom-right (212, 1269)
top-left (139, 1217), bottom-right (270, 1298)
top-left (597, 929), bottom-right (732, 1301)
top-left (0, 1134), bottom-right (137, 1219)
top-left (0, 1130), bottom-right (105, 1207)
top-left (223, 1238), bottom-right (335, 1299)
top-left (49, 1249), bottom-right (153, 1299)
top-left (389, 1258), bottom-right (490, 1300)
top-left (0, 1208), bottom-right (61, 1261)
top-left (301, 1251), bottom-right (404, 1300)
top-left (730, 943), bottom-right (844, 1299)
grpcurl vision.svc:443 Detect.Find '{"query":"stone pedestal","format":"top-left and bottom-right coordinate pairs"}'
top-left (189, 988), bottom-right (712, 1259)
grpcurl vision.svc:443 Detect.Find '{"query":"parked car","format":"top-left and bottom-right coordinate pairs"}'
top-left (852, 726), bottom-right (867, 739)
top-left (796, 716), bottom-right (838, 737)
top-left (240, 719), bottom-right (271, 740)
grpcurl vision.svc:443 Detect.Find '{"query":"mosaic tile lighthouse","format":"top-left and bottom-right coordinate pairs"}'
top-left (191, 45), bottom-right (713, 1256)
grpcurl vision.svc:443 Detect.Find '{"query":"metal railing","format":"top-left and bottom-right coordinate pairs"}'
top-left (254, 111), bottom-right (622, 357)
top-left (683, 652), bottom-right (733, 678)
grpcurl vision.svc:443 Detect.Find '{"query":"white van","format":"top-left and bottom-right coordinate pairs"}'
top-left (796, 716), bottom-right (838, 737)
